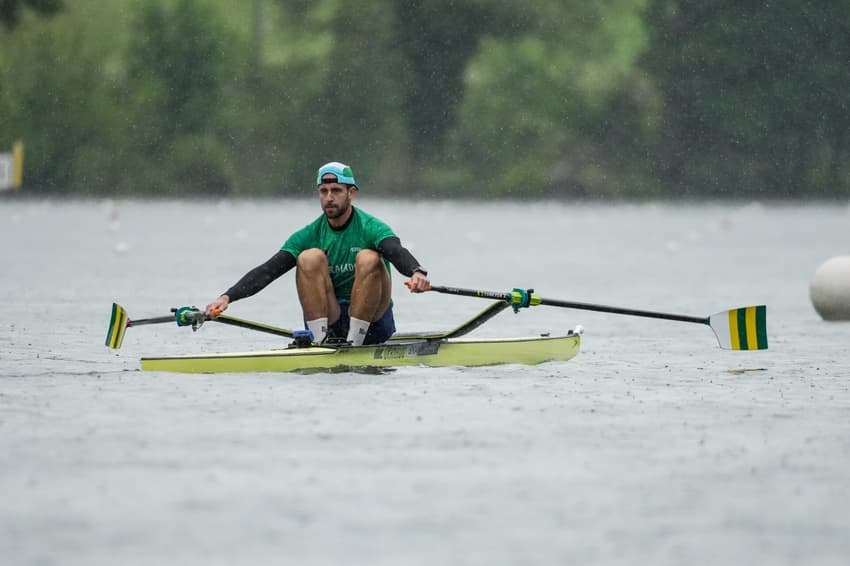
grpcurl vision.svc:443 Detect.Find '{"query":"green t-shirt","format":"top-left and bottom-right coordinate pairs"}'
top-left (281, 207), bottom-right (396, 301)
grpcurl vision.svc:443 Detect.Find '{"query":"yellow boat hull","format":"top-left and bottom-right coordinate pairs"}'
top-left (140, 333), bottom-right (581, 374)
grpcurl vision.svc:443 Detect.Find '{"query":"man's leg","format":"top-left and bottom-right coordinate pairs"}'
top-left (348, 250), bottom-right (391, 345)
top-left (296, 248), bottom-right (340, 343)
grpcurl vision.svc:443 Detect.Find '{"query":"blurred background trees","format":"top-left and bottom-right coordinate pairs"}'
top-left (0, 0), bottom-right (847, 198)
top-left (0, 0), bottom-right (62, 30)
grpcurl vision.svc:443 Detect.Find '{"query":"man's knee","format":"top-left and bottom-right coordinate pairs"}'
top-left (297, 248), bottom-right (328, 272)
top-left (354, 249), bottom-right (382, 272)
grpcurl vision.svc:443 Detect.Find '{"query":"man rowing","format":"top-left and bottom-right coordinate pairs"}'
top-left (205, 161), bottom-right (430, 346)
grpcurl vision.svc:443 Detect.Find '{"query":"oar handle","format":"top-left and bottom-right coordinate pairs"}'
top-left (428, 284), bottom-right (510, 301)
top-left (406, 281), bottom-right (516, 302)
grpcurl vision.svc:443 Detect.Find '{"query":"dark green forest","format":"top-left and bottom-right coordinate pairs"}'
top-left (1, 0), bottom-right (848, 198)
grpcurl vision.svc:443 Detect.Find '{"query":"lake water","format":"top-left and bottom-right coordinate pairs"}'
top-left (2, 198), bottom-right (850, 565)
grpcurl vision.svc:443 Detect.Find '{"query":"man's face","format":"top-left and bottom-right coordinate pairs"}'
top-left (318, 175), bottom-right (354, 219)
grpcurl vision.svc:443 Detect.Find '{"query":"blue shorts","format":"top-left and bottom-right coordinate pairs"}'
top-left (324, 302), bottom-right (396, 345)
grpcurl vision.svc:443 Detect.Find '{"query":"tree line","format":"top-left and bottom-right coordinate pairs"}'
top-left (1, 0), bottom-right (848, 198)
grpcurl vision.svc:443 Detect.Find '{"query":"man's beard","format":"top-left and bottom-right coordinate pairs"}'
top-left (324, 199), bottom-right (350, 219)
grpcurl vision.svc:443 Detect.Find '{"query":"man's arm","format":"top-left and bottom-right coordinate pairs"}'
top-left (377, 237), bottom-right (426, 276)
top-left (377, 237), bottom-right (430, 292)
top-left (205, 250), bottom-right (296, 315)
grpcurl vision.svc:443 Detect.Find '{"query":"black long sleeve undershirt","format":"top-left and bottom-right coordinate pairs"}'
top-left (377, 236), bottom-right (423, 277)
top-left (221, 237), bottom-right (422, 303)
top-left (223, 250), bottom-right (296, 301)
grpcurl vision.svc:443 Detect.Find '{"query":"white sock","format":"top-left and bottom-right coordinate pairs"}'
top-left (347, 317), bottom-right (371, 346)
top-left (306, 317), bottom-right (328, 344)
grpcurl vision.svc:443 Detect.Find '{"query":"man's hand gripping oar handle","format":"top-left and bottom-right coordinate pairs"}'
top-left (404, 280), bottom-right (432, 292)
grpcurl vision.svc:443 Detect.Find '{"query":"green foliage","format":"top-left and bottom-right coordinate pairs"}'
top-left (117, 0), bottom-right (242, 194)
top-left (392, 0), bottom-right (489, 160)
top-left (1, 0), bottom-right (849, 198)
top-left (125, 0), bottom-right (233, 137)
top-left (166, 134), bottom-right (236, 196)
top-left (0, 3), bottom-right (118, 193)
top-left (0, 0), bottom-right (62, 30)
top-left (643, 0), bottom-right (850, 197)
top-left (268, 0), bottom-right (409, 193)
top-left (445, 0), bottom-right (653, 197)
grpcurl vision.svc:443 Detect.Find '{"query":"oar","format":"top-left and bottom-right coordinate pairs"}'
top-left (419, 284), bottom-right (768, 350)
top-left (107, 298), bottom-right (507, 350)
top-left (105, 303), bottom-right (207, 349)
top-left (105, 303), bottom-right (297, 349)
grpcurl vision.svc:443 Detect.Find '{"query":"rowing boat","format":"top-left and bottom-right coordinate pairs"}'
top-left (140, 331), bottom-right (582, 374)
top-left (108, 299), bottom-right (582, 373)
top-left (107, 281), bottom-right (766, 374)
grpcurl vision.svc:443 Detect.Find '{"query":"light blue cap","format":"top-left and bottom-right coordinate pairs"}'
top-left (316, 161), bottom-right (357, 188)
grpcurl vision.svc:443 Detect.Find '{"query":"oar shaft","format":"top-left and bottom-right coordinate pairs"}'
top-left (127, 315), bottom-right (178, 327)
top-left (428, 285), bottom-right (708, 325)
top-left (537, 297), bottom-right (707, 325)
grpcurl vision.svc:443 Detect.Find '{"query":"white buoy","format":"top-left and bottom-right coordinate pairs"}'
top-left (810, 256), bottom-right (850, 321)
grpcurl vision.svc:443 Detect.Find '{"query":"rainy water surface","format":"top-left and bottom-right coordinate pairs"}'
top-left (2, 198), bottom-right (850, 565)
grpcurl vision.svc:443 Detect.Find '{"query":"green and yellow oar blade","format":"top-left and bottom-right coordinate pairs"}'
top-left (709, 305), bottom-right (768, 350)
top-left (105, 302), bottom-right (129, 349)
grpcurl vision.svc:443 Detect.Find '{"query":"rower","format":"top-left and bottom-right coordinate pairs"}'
top-left (204, 161), bottom-right (430, 346)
